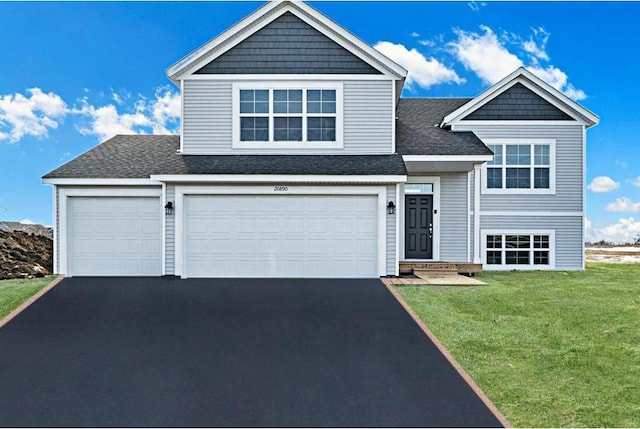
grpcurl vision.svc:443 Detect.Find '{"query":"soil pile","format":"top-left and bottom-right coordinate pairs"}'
top-left (0, 230), bottom-right (53, 280)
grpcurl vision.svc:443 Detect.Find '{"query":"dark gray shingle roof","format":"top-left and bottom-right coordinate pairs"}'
top-left (396, 98), bottom-right (493, 156)
top-left (43, 135), bottom-right (407, 179)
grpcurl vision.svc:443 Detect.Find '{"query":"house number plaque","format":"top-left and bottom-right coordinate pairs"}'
top-left (273, 186), bottom-right (288, 192)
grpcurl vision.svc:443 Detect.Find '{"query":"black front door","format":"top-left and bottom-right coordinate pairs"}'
top-left (405, 195), bottom-right (433, 259)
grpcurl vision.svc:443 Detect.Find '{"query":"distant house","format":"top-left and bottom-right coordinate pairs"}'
top-left (43, 1), bottom-right (598, 278)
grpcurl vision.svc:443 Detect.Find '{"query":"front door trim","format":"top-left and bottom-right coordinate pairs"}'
top-left (400, 176), bottom-right (440, 261)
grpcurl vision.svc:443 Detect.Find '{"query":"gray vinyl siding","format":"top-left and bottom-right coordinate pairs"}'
top-left (471, 124), bottom-right (584, 212)
top-left (439, 173), bottom-right (469, 262)
top-left (165, 185), bottom-right (175, 276)
top-left (480, 216), bottom-right (584, 269)
top-left (468, 171), bottom-right (475, 261)
top-left (463, 83), bottom-right (573, 121)
top-left (182, 79), bottom-right (393, 155)
top-left (182, 80), bottom-right (233, 154)
top-left (386, 184), bottom-right (397, 275)
top-left (195, 12), bottom-right (380, 75)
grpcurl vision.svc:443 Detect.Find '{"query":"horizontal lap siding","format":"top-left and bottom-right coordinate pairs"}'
top-left (165, 185), bottom-right (175, 275)
top-left (440, 173), bottom-right (468, 261)
top-left (182, 80), bottom-right (393, 155)
top-left (183, 81), bottom-right (233, 154)
top-left (480, 216), bottom-right (583, 269)
top-left (386, 184), bottom-right (396, 275)
top-left (472, 124), bottom-right (584, 212)
top-left (343, 81), bottom-right (393, 153)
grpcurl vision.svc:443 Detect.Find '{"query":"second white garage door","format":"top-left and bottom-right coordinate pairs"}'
top-left (184, 194), bottom-right (379, 278)
top-left (68, 197), bottom-right (162, 276)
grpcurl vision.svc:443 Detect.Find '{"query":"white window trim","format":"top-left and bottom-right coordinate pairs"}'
top-left (399, 177), bottom-right (441, 262)
top-left (481, 138), bottom-right (556, 195)
top-left (232, 81), bottom-right (344, 149)
top-left (481, 229), bottom-right (556, 270)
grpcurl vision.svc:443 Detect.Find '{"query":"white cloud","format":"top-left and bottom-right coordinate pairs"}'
top-left (0, 88), bottom-right (67, 142)
top-left (595, 217), bottom-right (640, 244)
top-left (449, 25), bottom-right (522, 84)
top-left (20, 218), bottom-right (34, 225)
top-left (615, 159), bottom-right (629, 169)
top-left (411, 32), bottom-right (420, 38)
top-left (374, 41), bottom-right (464, 89)
top-left (523, 27), bottom-right (550, 62)
top-left (587, 176), bottom-right (620, 193)
top-left (468, 1), bottom-right (487, 12)
top-left (606, 197), bottom-right (640, 213)
top-left (449, 25), bottom-right (587, 101)
top-left (631, 176), bottom-right (640, 187)
top-left (74, 87), bottom-right (180, 140)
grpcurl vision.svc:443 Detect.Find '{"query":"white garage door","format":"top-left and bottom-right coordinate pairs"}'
top-left (68, 197), bottom-right (162, 276)
top-left (184, 195), bottom-right (379, 278)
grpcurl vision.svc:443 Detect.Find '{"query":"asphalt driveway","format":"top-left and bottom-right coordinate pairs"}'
top-left (0, 278), bottom-right (503, 427)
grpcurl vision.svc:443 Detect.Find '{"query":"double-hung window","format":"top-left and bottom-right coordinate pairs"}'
top-left (234, 83), bottom-right (343, 148)
top-left (483, 231), bottom-right (554, 269)
top-left (484, 139), bottom-right (555, 194)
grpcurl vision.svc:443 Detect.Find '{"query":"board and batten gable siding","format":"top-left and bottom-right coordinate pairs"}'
top-left (165, 184), bottom-right (175, 276)
top-left (465, 124), bottom-right (585, 212)
top-left (181, 79), bottom-right (394, 154)
top-left (480, 216), bottom-right (583, 269)
top-left (195, 12), bottom-right (381, 75)
top-left (439, 173), bottom-right (469, 262)
top-left (462, 82), bottom-right (574, 121)
top-left (386, 184), bottom-right (396, 275)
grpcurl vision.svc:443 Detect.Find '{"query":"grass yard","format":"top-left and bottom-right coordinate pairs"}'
top-left (396, 263), bottom-right (640, 428)
top-left (0, 276), bottom-right (57, 321)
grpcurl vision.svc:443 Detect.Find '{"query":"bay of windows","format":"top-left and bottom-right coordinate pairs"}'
top-left (487, 143), bottom-right (551, 190)
top-left (238, 87), bottom-right (337, 143)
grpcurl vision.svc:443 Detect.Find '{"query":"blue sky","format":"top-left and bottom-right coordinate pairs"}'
top-left (1, 1), bottom-right (639, 243)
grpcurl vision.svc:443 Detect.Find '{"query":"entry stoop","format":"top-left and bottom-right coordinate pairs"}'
top-left (399, 262), bottom-right (483, 276)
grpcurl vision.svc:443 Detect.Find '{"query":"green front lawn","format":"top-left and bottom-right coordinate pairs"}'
top-left (0, 276), bottom-right (57, 321)
top-left (396, 263), bottom-right (640, 428)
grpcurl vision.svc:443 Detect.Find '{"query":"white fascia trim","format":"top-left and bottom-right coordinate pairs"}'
top-left (481, 229), bottom-right (556, 270)
top-left (57, 187), bottom-right (163, 276)
top-left (403, 155), bottom-right (493, 162)
top-left (150, 174), bottom-right (407, 184)
top-left (168, 2), bottom-right (406, 81)
top-left (481, 211), bottom-right (583, 217)
top-left (183, 74), bottom-right (392, 81)
top-left (442, 67), bottom-right (599, 126)
top-left (42, 178), bottom-right (160, 186)
top-left (451, 120), bottom-right (587, 129)
top-left (173, 184), bottom-right (389, 278)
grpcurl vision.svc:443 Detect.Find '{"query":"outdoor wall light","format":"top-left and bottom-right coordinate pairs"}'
top-left (387, 201), bottom-right (396, 215)
top-left (164, 201), bottom-right (174, 215)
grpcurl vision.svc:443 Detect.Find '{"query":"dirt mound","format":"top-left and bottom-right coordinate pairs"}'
top-left (0, 230), bottom-right (53, 280)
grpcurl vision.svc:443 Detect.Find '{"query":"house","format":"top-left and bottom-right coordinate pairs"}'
top-left (42, 1), bottom-right (598, 278)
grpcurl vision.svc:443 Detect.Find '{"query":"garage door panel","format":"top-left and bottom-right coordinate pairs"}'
top-left (69, 197), bottom-right (161, 276)
top-left (185, 194), bottom-right (379, 278)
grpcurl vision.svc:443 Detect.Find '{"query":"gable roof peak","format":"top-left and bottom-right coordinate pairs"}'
top-left (166, 0), bottom-right (407, 82)
top-left (441, 66), bottom-right (598, 127)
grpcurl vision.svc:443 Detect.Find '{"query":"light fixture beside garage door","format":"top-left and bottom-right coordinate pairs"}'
top-left (164, 201), bottom-right (174, 215)
top-left (387, 201), bottom-right (396, 215)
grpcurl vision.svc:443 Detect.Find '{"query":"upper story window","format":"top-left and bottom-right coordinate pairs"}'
top-left (233, 82), bottom-right (343, 149)
top-left (482, 139), bottom-right (555, 194)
